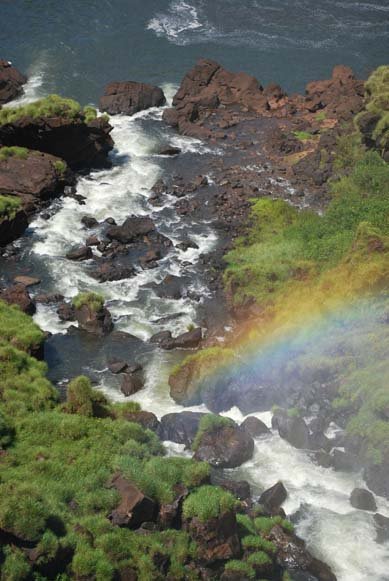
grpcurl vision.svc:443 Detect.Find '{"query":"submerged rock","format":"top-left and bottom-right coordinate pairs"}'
top-left (0, 59), bottom-right (26, 104)
top-left (106, 215), bottom-right (156, 243)
top-left (350, 488), bottom-right (377, 511)
top-left (100, 81), bottom-right (166, 116)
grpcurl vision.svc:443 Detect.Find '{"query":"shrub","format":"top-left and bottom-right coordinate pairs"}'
top-left (224, 560), bottom-right (255, 579)
top-left (83, 105), bottom-right (98, 124)
top-left (192, 413), bottom-right (235, 451)
top-left (182, 485), bottom-right (236, 522)
top-left (0, 546), bottom-right (31, 580)
top-left (356, 65), bottom-right (389, 154)
top-left (72, 291), bottom-right (104, 312)
top-left (254, 515), bottom-right (294, 535)
top-left (0, 194), bottom-right (21, 221)
top-left (0, 94), bottom-right (83, 125)
top-left (65, 375), bottom-right (109, 417)
top-left (53, 159), bottom-right (67, 174)
top-left (237, 513), bottom-right (256, 535)
top-left (0, 146), bottom-right (29, 160)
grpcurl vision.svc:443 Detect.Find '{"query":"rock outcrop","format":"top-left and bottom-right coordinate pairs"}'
top-left (73, 301), bottom-right (113, 336)
top-left (193, 423), bottom-right (254, 468)
top-left (109, 474), bottom-right (157, 528)
top-left (0, 60), bottom-right (26, 105)
top-left (100, 81), bottom-right (166, 116)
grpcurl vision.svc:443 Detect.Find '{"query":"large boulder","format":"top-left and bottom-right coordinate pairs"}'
top-left (0, 149), bottom-right (73, 213)
top-left (74, 302), bottom-right (113, 336)
top-left (121, 411), bottom-right (159, 432)
top-left (259, 481), bottom-right (287, 513)
top-left (0, 60), bottom-right (26, 104)
top-left (0, 116), bottom-right (113, 171)
top-left (91, 261), bottom-right (135, 282)
top-left (350, 488), bottom-right (377, 511)
top-left (109, 474), bottom-right (157, 528)
top-left (106, 215), bottom-right (156, 243)
top-left (193, 423), bottom-right (254, 469)
top-left (158, 412), bottom-right (206, 447)
top-left (151, 275), bottom-right (189, 300)
top-left (272, 409), bottom-right (311, 449)
top-left (120, 372), bottom-right (145, 397)
top-left (240, 416), bottom-right (270, 437)
top-left (269, 525), bottom-right (337, 581)
top-left (0, 209), bottom-right (28, 245)
top-left (100, 81), bottom-right (166, 116)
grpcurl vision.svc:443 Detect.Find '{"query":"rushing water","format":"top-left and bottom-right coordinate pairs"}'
top-left (2, 2), bottom-right (389, 579)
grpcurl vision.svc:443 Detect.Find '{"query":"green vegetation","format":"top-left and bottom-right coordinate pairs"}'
top-left (254, 516), bottom-right (294, 535)
top-left (0, 94), bottom-right (99, 126)
top-left (192, 413), bottom-right (235, 451)
top-left (170, 346), bottom-right (234, 379)
top-left (293, 130), bottom-right (313, 141)
top-left (356, 65), bottom-right (389, 154)
top-left (0, 146), bottom-right (29, 160)
top-left (65, 375), bottom-right (110, 418)
top-left (0, 300), bottom-right (45, 351)
top-left (246, 550), bottom-right (272, 566)
top-left (72, 291), bottom-right (104, 312)
top-left (224, 560), bottom-right (256, 579)
top-left (315, 111), bottom-right (327, 122)
top-left (0, 194), bottom-right (21, 222)
top-left (183, 485), bottom-right (236, 522)
top-left (53, 159), bottom-right (67, 174)
top-left (242, 535), bottom-right (277, 554)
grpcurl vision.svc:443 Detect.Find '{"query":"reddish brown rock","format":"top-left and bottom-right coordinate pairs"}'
top-left (109, 474), bottom-right (157, 528)
top-left (0, 59), bottom-right (26, 104)
top-left (74, 303), bottom-right (113, 336)
top-left (0, 283), bottom-right (35, 315)
top-left (100, 81), bottom-right (166, 116)
top-left (120, 373), bottom-right (144, 397)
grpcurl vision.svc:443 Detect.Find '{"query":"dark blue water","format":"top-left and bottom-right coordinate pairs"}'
top-left (1, 0), bottom-right (388, 104)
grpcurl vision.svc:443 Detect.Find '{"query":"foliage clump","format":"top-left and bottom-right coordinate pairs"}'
top-left (356, 65), bottom-right (389, 155)
top-left (53, 159), bottom-right (67, 174)
top-left (192, 413), bottom-right (235, 451)
top-left (0, 194), bottom-right (21, 221)
top-left (65, 375), bottom-right (109, 418)
top-left (0, 146), bottom-right (29, 160)
top-left (183, 485), bottom-right (236, 522)
top-left (72, 291), bottom-right (104, 312)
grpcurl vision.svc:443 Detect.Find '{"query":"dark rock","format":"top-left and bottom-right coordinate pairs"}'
top-left (91, 262), bottom-right (135, 282)
top-left (313, 450), bottom-right (334, 469)
top-left (57, 302), bottom-right (75, 322)
top-left (108, 359), bottom-right (129, 374)
top-left (159, 146), bottom-right (181, 156)
top-left (122, 411), bottom-right (159, 432)
top-left (0, 283), bottom-right (35, 315)
top-left (194, 424), bottom-right (254, 469)
top-left (109, 474), bottom-right (157, 528)
top-left (240, 416), bottom-right (270, 437)
top-left (106, 215), bottom-right (156, 243)
top-left (35, 293), bottom-right (64, 304)
top-left (86, 235), bottom-right (100, 247)
top-left (211, 475), bottom-right (251, 501)
top-left (0, 59), bottom-right (26, 104)
top-left (81, 215), bottom-right (99, 228)
top-left (121, 373), bottom-right (144, 397)
top-left (184, 509), bottom-right (241, 565)
top-left (159, 483), bottom-right (188, 529)
top-left (158, 412), bottom-right (206, 447)
top-left (152, 275), bottom-right (187, 300)
top-left (66, 246), bottom-right (92, 261)
top-left (259, 481), bottom-right (287, 512)
top-left (269, 525), bottom-right (337, 581)
top-left (100, 81), bottom-right (166, 116)
top-left (0, 209), bottom-right (28, 246)
top-left (332, 449), bottom-right (360, 472)
top-left (170, 327), bottom-right (202, 349)
top-left (150, 330), bottom-right (172, 345)
top-left (364, 454), bottom-right (389, 498)
top-left (0, 116), bottom-right (113, 171)
top-left (350, 488), bottom-right (377, 511)
top-left (273, 410), bottom-right (310, 449)
top-left (74, 304), bottom-right (113, 336)
top-left (374, 513), bottom-right (389, 543)
top-left (105, 217), bottom-right (116, 225)
top-left (176, 239), bottom-right (200, 251)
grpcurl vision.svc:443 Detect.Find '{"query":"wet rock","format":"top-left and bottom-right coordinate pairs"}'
top-left (240, 416), bottom-right (270, 437)
top-left (259, 481), bottom-right (287, 513)
top-left (313, 450), bottom-right (334, 469)
top-left (0, 116), bottom-right (113, 171)
top-left (170, 327), bottom-right (202, 349)
top-left (176, 239), bottom-right (200, 251)
top-left (100, 81), bottom-right (166, 116)
top-left (374, 513), bottom-right (389, 543)
top-left (66, 245), bottom-right (92, 261)
top-left (332, 449), bottom-right (360, 472)
top-left (120, 373), bottom-right (145, 397)
top-left (150, 330), bottom-right (173, 345)
top-left (74, 303), bottom-right (113, 336)
top-left (109, 474), bottom-right (157, 528)
top-left (139, 248), bottom-right (161, 269)
top-left (211, 475), bottom-right (251, 501)
top-left (364, 454), bottom-right (389, 498)
top-left (269, 525), bottom-right (337, 581)
top-left (0, 209), bottom-right (28, 246)
top-left (350, 488), bottom-right (377, 511)
top-left (221, 571), bottom-right (248, 581)
top-left (158, 411), bottom-right (206, 447)
top-left (151, 275), bottom-right (188, 299)
top-left (193, 424), bottom-right (254, 469)
top-left (158, 145), bottom-right (181, 156)
top-left (13, 275), bottom-right (40, 287)
top-left (86, 235), bottom-right (100, 247)
top-left (108, 359), bottom-right (129, 374)
top-left (0, 283), bottom-right (35, 315)
top-left (81, 215), bottom-right (99, 228)
top-left (184, 509), bottom-right (241, 565)
top-left (91, 261), bottom-right (135, 282)
top-left (272, 409), bottom-right (310, 449)
top-left (35, 293), bottom-right (64, 304)
top-left (0, 150), bottom-right (74, 214)
top-left (159, 483), bottom-right (188, 529)
top-left (106, 215), bottom-right (156, 243)
top-left (122, 411), bottom-right (159, 432)
top-left (57, 302), bottom-right (75, 322)
top-left (0, 59), bottom-right (26, 104)
top-left (105, 217), bottom-right (116, 225)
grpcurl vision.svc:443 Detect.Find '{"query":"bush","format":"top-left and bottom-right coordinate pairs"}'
top-left (0, 546), bottom-right (31, 580)
top-left (53, 159), bottom-right (67, 174)
top-left (0, 146), bottom-right (29, 160)
top-left (72, 291), bottom-right (104, 312)
top-left (192, 413), bottom-right (235, 451)
top-left (356, 65), bottom-right (389, 153)
top-left (0, 194), bottom-right (21, 221)
top-left (182, 485), bottom-right (236, 522)
top-left (65, 375), bottom-right (109, 418)
top-left (0, 94), bottom-right (82, 125)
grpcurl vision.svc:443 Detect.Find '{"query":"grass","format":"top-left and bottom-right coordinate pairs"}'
top-left (0, 194), bottom-right (21, 222)
top-left (0, 299), bottom-right (45, 352)
top-left (53, 159), bottom-right (67, 174)
top-left (65, 375), bottom-right (110, 418)
top-left (224, 560), bottom-right (255, 579)
top-left (182, 485), bottom-right (236, 522)
top-left (242, 535), bottom-right (276, 554)
top-left (0, 146), bottom-right (29, 161)
top-left (192, 413), bottom-right (235, 451)
top-left (0, 94), bottom-right (99, 127)
top-left (72, 291), bottom-right (104, 312)
top-left (356, 65), bottom-right (389, 153)
top-left (293, 130), bottom-right (314, 141)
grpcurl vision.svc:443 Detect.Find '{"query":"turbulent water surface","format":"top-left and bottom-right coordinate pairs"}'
top-left (2, 2), bottom-right (389, 580)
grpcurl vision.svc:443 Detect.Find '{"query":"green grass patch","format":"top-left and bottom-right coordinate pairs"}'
top-left (53, 159), bottom-right (67, 174)
top-left (293, 130), bottom-right (313, 141)
top-left (72, 291), bottom-right (104, 312)
top-left (183, 485), bottom-right (236, 522)
top-left (0, 194), bottom-right (21, 221)
top-left (192, 413), bottom-right (235, 451)
top-left (0, 299), bottom-right (44, 352)
top-left (224, 560), bottom-right (255, 579)
top-left (0, 146), bottom-right (29, 161)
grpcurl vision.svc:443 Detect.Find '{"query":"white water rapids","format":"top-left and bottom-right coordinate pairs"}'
top-left (9, 71), bottom-right (389, 581)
